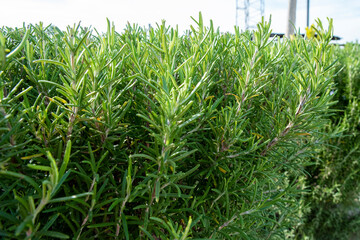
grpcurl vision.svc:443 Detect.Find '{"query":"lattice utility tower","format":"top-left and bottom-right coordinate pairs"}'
top-left (236, 0), bottom-right (265, 30)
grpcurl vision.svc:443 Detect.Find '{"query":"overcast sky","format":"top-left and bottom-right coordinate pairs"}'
top-left (1, 0), bottom-right (359, 43)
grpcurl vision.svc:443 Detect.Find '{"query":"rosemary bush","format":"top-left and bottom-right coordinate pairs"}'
top-left (299, 42), bottom-right (360, 240)
top-left (1, 15), bottom-right (337, 239)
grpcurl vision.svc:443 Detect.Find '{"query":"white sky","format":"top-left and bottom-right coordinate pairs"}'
top-left (1, 0), bottom-right (359, 43)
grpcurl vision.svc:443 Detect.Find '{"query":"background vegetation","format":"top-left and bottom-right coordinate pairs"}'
top-left (0, 15), bottom-right (358, 239)
top-left (298, 42), bottom-right (360, 239)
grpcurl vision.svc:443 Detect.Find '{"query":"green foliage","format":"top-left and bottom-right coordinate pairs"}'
top-left (0, 15), bottom-right (337, 239)
top-left (298, 42), bottom-right (360, 239)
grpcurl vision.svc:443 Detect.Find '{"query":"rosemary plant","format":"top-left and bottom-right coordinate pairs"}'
top-left (0, 14), bottom-right (339, 239)
top-left (298, 42), bottom-right (360, 240)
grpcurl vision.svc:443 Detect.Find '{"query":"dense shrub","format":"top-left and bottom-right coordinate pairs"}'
top-left (1, 15), bottom-right (337, 239)
top-left (298, 42), bottom-right (360, 239)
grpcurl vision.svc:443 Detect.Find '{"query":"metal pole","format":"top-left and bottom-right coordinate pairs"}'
top-left (236, 0), bottom-right (238, 26)
top-left (306, 0), bottom-right (310, 27)
top-left (286, 0), bottom-right (297, 37)
top-left (245, 0), bottom-right (249, 30)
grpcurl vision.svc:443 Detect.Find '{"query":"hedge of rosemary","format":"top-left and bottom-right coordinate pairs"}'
top-left (0, 15), bottom-right (340, 239)
top-left (298, 42), bottom-right (360, 239)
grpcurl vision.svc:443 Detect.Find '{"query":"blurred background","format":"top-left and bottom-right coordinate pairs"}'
top-left (1, 0), bottom-right (359, 43)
